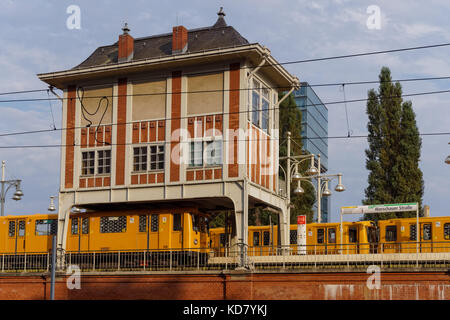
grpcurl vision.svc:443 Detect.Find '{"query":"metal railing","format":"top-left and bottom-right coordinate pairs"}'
top-left (1, 242), bottom-right (449, 273)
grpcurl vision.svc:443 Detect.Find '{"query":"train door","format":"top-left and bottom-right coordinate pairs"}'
top-left (171, 213), bottom-right (183, 250)
top-left (327, 227), bottom-right (337, 254)
top-left (383, 225), bottom-right (399, 253)
top-left (158, 213), bottom-right (171, 250)
top-left (262, 230), bottom-right (271, 256)
top-left (69, 217), bottom-right (90, 252)
top-left (149, 214), bottom-right (159, 250)
top-left (420, 223), bottom-right (433, 253)
top-left (6, 219), bottom-right (26, 253)
top-left (348, 227), bottom-right (359, 254)
top-left (137, 215), bottom-right (149, 250)
top-left (250, 231), bottom-right (260, 256)
top-left (316, 228), bottom-right (326, 254)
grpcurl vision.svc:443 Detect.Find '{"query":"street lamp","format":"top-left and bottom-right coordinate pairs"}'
top-left (48, 196), bottom-right (56, 212)
top-left (1, 160), bottom-right (24, 216)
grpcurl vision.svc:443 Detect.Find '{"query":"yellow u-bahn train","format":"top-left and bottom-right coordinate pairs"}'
top-left (0, 208), bottom-right (210, 269)
top-left (1, 210), bottom-right (450, 270)
top-left (209, 216), bottom-right (450, 255)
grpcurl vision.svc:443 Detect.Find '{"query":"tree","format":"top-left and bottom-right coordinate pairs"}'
top-left (363, 67), bottom-right (424, 221)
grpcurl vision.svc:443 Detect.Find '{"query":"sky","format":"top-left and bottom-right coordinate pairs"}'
top-left (0, 0), bottom-right (449, 223)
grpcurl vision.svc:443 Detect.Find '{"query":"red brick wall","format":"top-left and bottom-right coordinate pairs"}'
top-left (115, 78), bottom-right (128, 186)
top-left (64, 85), bottom-right (76, 189)
top-left (228, 63), bottom-right (240, 178)
top-left (1, 272), bottom-right (449, 300)
top-left (170, 71), bottom-right (182, 182)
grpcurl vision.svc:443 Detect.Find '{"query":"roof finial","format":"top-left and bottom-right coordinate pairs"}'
top-left (217, 7), bottom-right (226, 17)
top-left (122, 22), bottom-right (130, 35)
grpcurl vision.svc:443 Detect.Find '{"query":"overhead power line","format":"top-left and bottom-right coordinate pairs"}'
top-left (0, 86), bottom-right (450, 139)
top-left (0, 131), bottom-right (449, 149)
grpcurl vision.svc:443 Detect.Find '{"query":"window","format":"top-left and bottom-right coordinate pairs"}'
top-left (328, 228), bottom-right (336, 244)
top-left (191, 214), bottom-right (199, 232)
top-left (133, 147), bottom-right (147, 172)
top-left (71, 218), bottom-right (79, 235)
top-left (82, 218), bottom-right (89, 234)
top-left (81, 149), bottom-right (111, 176)
top-left (8, 221), bottom-right (15, 237)
top-left (18, 221), bottom-right (25, 237)
top-left (149, 145), bottom-right (165, 170)
top-left (444, 223), bottom-right (450, 240)
top-left (139, 215), bottom-right (147, 232)
top-left (422, 224), bottom-right (432, 241)
top-left (35, 219), bottom-right (57, 236)
top-left (150, 214), bottom-right (159, 232)
top-left (219, 233), bottom-right (226, 247)
top-left (97, 150), bottom-right (111, 174)
top-left (173, 214), bottom-right (182, 231)
top-left (251, 80), bottom-right (260, 126)
top-left (190, 142), bottom-right (203, 167)
top-left (250, 79), bottom-right (271, 132)
top-left (349, 228), bottom-right (358, 243)
top-left (81, 151), bottom-right (95, 175)
top-left (205, 140), bottom-right (222, 165)
top-left (253, 231), bottom-right (260, 246)
top-left (190, 140), bottom-right (222, 167)
top-left (290, 229), bottom-right (297, 245)
top-left (100, 216), bottom-right (127, 233)
top-left (263, 231), bottom-right (270, 246)
top-left (317, 228), bottom-right (325, 244)
top-left (410, 224), bottom-right (417, 241)
top-left (385, 226), bottom-right (397, 242)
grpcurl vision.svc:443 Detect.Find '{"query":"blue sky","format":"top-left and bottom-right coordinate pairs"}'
top-left (0, 0), bottom-right (449, 222)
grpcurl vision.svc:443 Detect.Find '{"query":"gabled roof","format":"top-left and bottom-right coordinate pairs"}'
top-left (73, 13), bottom-right (249, 70)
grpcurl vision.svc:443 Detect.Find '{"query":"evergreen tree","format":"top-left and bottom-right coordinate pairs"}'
top-left (363, 67), bottom-right (424, 221)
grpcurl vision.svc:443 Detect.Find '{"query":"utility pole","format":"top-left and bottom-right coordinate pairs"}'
top-left (1, 161), bottom-right (24, 216)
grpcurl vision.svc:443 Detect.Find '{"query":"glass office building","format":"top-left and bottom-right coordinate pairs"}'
top-left (293, 82), bottom-right (330, 222)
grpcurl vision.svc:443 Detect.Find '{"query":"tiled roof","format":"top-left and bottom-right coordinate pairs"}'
top-left (73, 14), bottom-right (249, 69)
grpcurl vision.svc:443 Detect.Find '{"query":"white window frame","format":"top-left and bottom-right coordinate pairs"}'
top-left (81, 147), bottom-right (111, 177)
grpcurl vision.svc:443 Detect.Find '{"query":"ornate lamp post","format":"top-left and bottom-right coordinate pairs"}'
top-left (1, 160), bottom-right (24, 216)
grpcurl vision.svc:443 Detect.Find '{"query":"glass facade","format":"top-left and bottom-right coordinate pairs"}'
top-left (293, 82), bottom-right (330, 222)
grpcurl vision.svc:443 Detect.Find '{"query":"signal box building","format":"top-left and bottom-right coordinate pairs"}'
top-left (37, 10), bottom-right (298, 254)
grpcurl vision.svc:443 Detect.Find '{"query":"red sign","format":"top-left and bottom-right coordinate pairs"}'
top-left (297, 215), bottom-right (306, 225)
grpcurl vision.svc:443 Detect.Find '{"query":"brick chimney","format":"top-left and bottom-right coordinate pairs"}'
top-left (118, 23), bottom-right (134, 63)
top-left (172, 26), bottom-right (188, 54)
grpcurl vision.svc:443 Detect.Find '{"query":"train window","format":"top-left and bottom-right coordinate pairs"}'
top-left (317, 228), bottom-right (325, 244)
top-left (348, 228), bottom-right (357, 243)
top-left (385, 226), bottom-right (397, 242)
top-left (410, 224), bottom-right (417, 241)
top-left (18, 221), bottom-right (25, 237)
top-left (150, 215), bottom-right (159, 232)
top-left (35, 219), bottom-right (57, 236)
top-left (139, 215), bottom-right (147, 232)
top-left (263, 231), bottom-right (270, 246)
top-left (173, 214), bottom-right (182, 231)
top-left (191, 214), bottom-right (199, 232)
top-left (100, 216), bottom-right (127, 233)
top-left (444, 223), bottom-right (450, 240)
top-left (82, 218), bottom-right (89, 234)
top-left (422, 224), bottom-right (432, 241)
top-left (8, 221), bottom-right (15, 237)
top-left (328, 228), bottom-right (336, 243)
top-left (71, 218), bottom-right (79, 235)
top-left (219, 233), bottom-right (226, 247)
top-left (290, 229), bottom-right (297, 245)
top-left (253, 232), bottom-right (260, 246)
